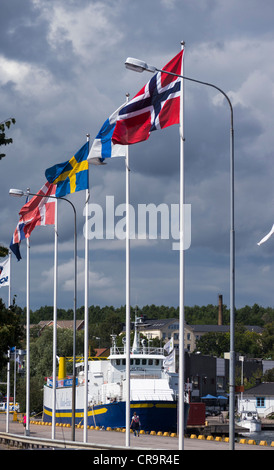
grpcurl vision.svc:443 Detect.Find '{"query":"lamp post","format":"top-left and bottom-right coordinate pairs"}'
top-left (125, 52), bottom-right (235, 450)
top-left (9, 188), bottom-right (78, 441)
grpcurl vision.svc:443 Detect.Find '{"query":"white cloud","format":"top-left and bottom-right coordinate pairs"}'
top-left (41, 255), bottom-right (114, 293)
top-left (0, 55), bottom-right (60, 100)
top-left (33, 0), bottom-right (124, 62)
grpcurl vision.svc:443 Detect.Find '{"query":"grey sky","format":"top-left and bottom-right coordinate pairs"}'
top-left (1, 0), bottom-right (274, 311)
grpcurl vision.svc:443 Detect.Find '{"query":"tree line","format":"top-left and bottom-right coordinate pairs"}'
top-left (18, 301), bottom-right (274, 328)
top-left (1, 298), bottom-right (274, 414)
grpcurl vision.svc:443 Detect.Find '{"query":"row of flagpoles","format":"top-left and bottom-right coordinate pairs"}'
top-left (1, 41), bottom-right (273, 449)
top-left (4, 46), bottom-right (185, 447)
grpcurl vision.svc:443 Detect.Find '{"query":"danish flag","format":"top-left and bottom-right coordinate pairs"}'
top-left (112, 50), bottom-right (183, 145)
top-left (10, 182), bottom-right (56, 260)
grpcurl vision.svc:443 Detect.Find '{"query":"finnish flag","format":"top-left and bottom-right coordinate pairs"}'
top-left (0, 257), bottom-right (10, 288)
top-left (88, 103), bottom-right (127, 165)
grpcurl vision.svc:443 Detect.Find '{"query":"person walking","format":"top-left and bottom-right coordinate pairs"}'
top-left (23, 414), bottom-right (26, 434)
top-left (130, 411), bottom-right (141, 436)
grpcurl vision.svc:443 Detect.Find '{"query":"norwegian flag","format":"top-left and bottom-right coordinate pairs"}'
top-left (112, 50), bottom-right (183, 145)
top-left (10, 182), bottom-right (56, 260)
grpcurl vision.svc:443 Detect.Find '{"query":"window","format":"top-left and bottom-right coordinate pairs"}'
top-left (217, 376), bottom-right (224, 390)
top-left (256, 397), bottom-right (265, 408)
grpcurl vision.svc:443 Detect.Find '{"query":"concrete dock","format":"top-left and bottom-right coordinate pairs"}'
top-left (0, 414), bottom-right (272, 451)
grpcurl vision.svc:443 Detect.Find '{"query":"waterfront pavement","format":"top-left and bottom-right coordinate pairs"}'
top-left (0, 414), bottom-right (272, 451)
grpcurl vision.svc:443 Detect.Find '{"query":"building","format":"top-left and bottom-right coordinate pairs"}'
top-left (137, 316), bottom-right (263, 353)
top-left (237, 382), bottom-right (274, 418)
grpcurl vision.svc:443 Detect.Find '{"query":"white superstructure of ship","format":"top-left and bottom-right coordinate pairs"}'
top-left (43, 316), bottom-right (189, 432)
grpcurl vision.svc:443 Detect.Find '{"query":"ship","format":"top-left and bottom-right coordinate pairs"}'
top-left (43, 317), bottom-right (189, 432)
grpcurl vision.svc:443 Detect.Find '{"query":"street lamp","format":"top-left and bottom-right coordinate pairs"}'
top-left (9, 187), bottom-right (78, 441)
top-left (125, 53), bottom-right (235, 450)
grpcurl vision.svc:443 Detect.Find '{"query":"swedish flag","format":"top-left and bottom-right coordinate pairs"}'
top-left (45, 142), bottom-right (89, 197)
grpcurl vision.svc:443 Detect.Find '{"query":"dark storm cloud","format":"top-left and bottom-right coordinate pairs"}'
top-left (0, 0), bottom-right (274, 309)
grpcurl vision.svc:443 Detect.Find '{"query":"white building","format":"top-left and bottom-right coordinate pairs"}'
top-left (237, 382), bottom-right (274, 418)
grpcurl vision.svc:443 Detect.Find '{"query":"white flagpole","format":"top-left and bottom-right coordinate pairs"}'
top-left (6, 348), bottom-right (10, 432)
top-left (52, 198), bottom-right (58, 439)
top-left (8, 250), bottom-right (11, 307)
top-left (84, 134), bottom-right (90, 443)
top-left (26, 236), bottom-right (30, 435)
top-left (125, 93), bottom-right (131, 447)
top-left (178, 41), bottom-right (185, 451)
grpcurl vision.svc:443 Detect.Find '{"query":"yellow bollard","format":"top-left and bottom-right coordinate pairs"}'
top-left (248, 439), bottom-right (256, 445)
top-left (58, 357), bottom-right (66, 380)
top-left (259, 441), bottom-right (267, 446)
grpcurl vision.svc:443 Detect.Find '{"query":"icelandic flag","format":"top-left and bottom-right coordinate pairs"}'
top-left (112, 50), bottom-right (183, 145)
top-left (88, 103), bottom-right (127, 164)
top-left (10, 220), bottom-right (25, 261)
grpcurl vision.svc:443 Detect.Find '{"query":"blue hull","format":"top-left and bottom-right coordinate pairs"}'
top-left (43, 400), bottom-right (189, 432)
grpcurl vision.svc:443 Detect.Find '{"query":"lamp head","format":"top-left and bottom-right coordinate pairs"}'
top-left (9, 188), bottom-right (26, 197)
top-left (125, 57), bottom-right (156, 73)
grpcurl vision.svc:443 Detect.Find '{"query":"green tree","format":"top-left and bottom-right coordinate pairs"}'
top-left (195, 332), bottom-right (230, 357)
top-left (261, 323), bottom-right (274, 359)
top-left (0, 246), bottom-right (8, 257)
top-left (263, 367), bottom-right (274, 382)
top-left (0, 299), bottom-right (23, 369)
top-left (30, 327), bottom-right (86, 378)
top-left (16, 376), bottom-right (44, 415)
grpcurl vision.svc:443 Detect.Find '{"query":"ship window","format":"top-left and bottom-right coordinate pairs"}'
top-left (142, 359), bottom-right (147, 365)
top-left (148, 359), bottom-right (153, 365)
top-left (135, 359), bottom-right (140, 365)
top-left (155, 360), bottom-right (159, 366)
top-left (116, 359), bottom-right (120, 366)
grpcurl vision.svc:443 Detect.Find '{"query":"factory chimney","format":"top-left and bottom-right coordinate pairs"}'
top-left (218, 294), bottom-right (223, 326)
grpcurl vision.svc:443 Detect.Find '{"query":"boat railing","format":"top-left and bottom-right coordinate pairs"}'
top-left (110, 346), bottom-right (165, 356)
